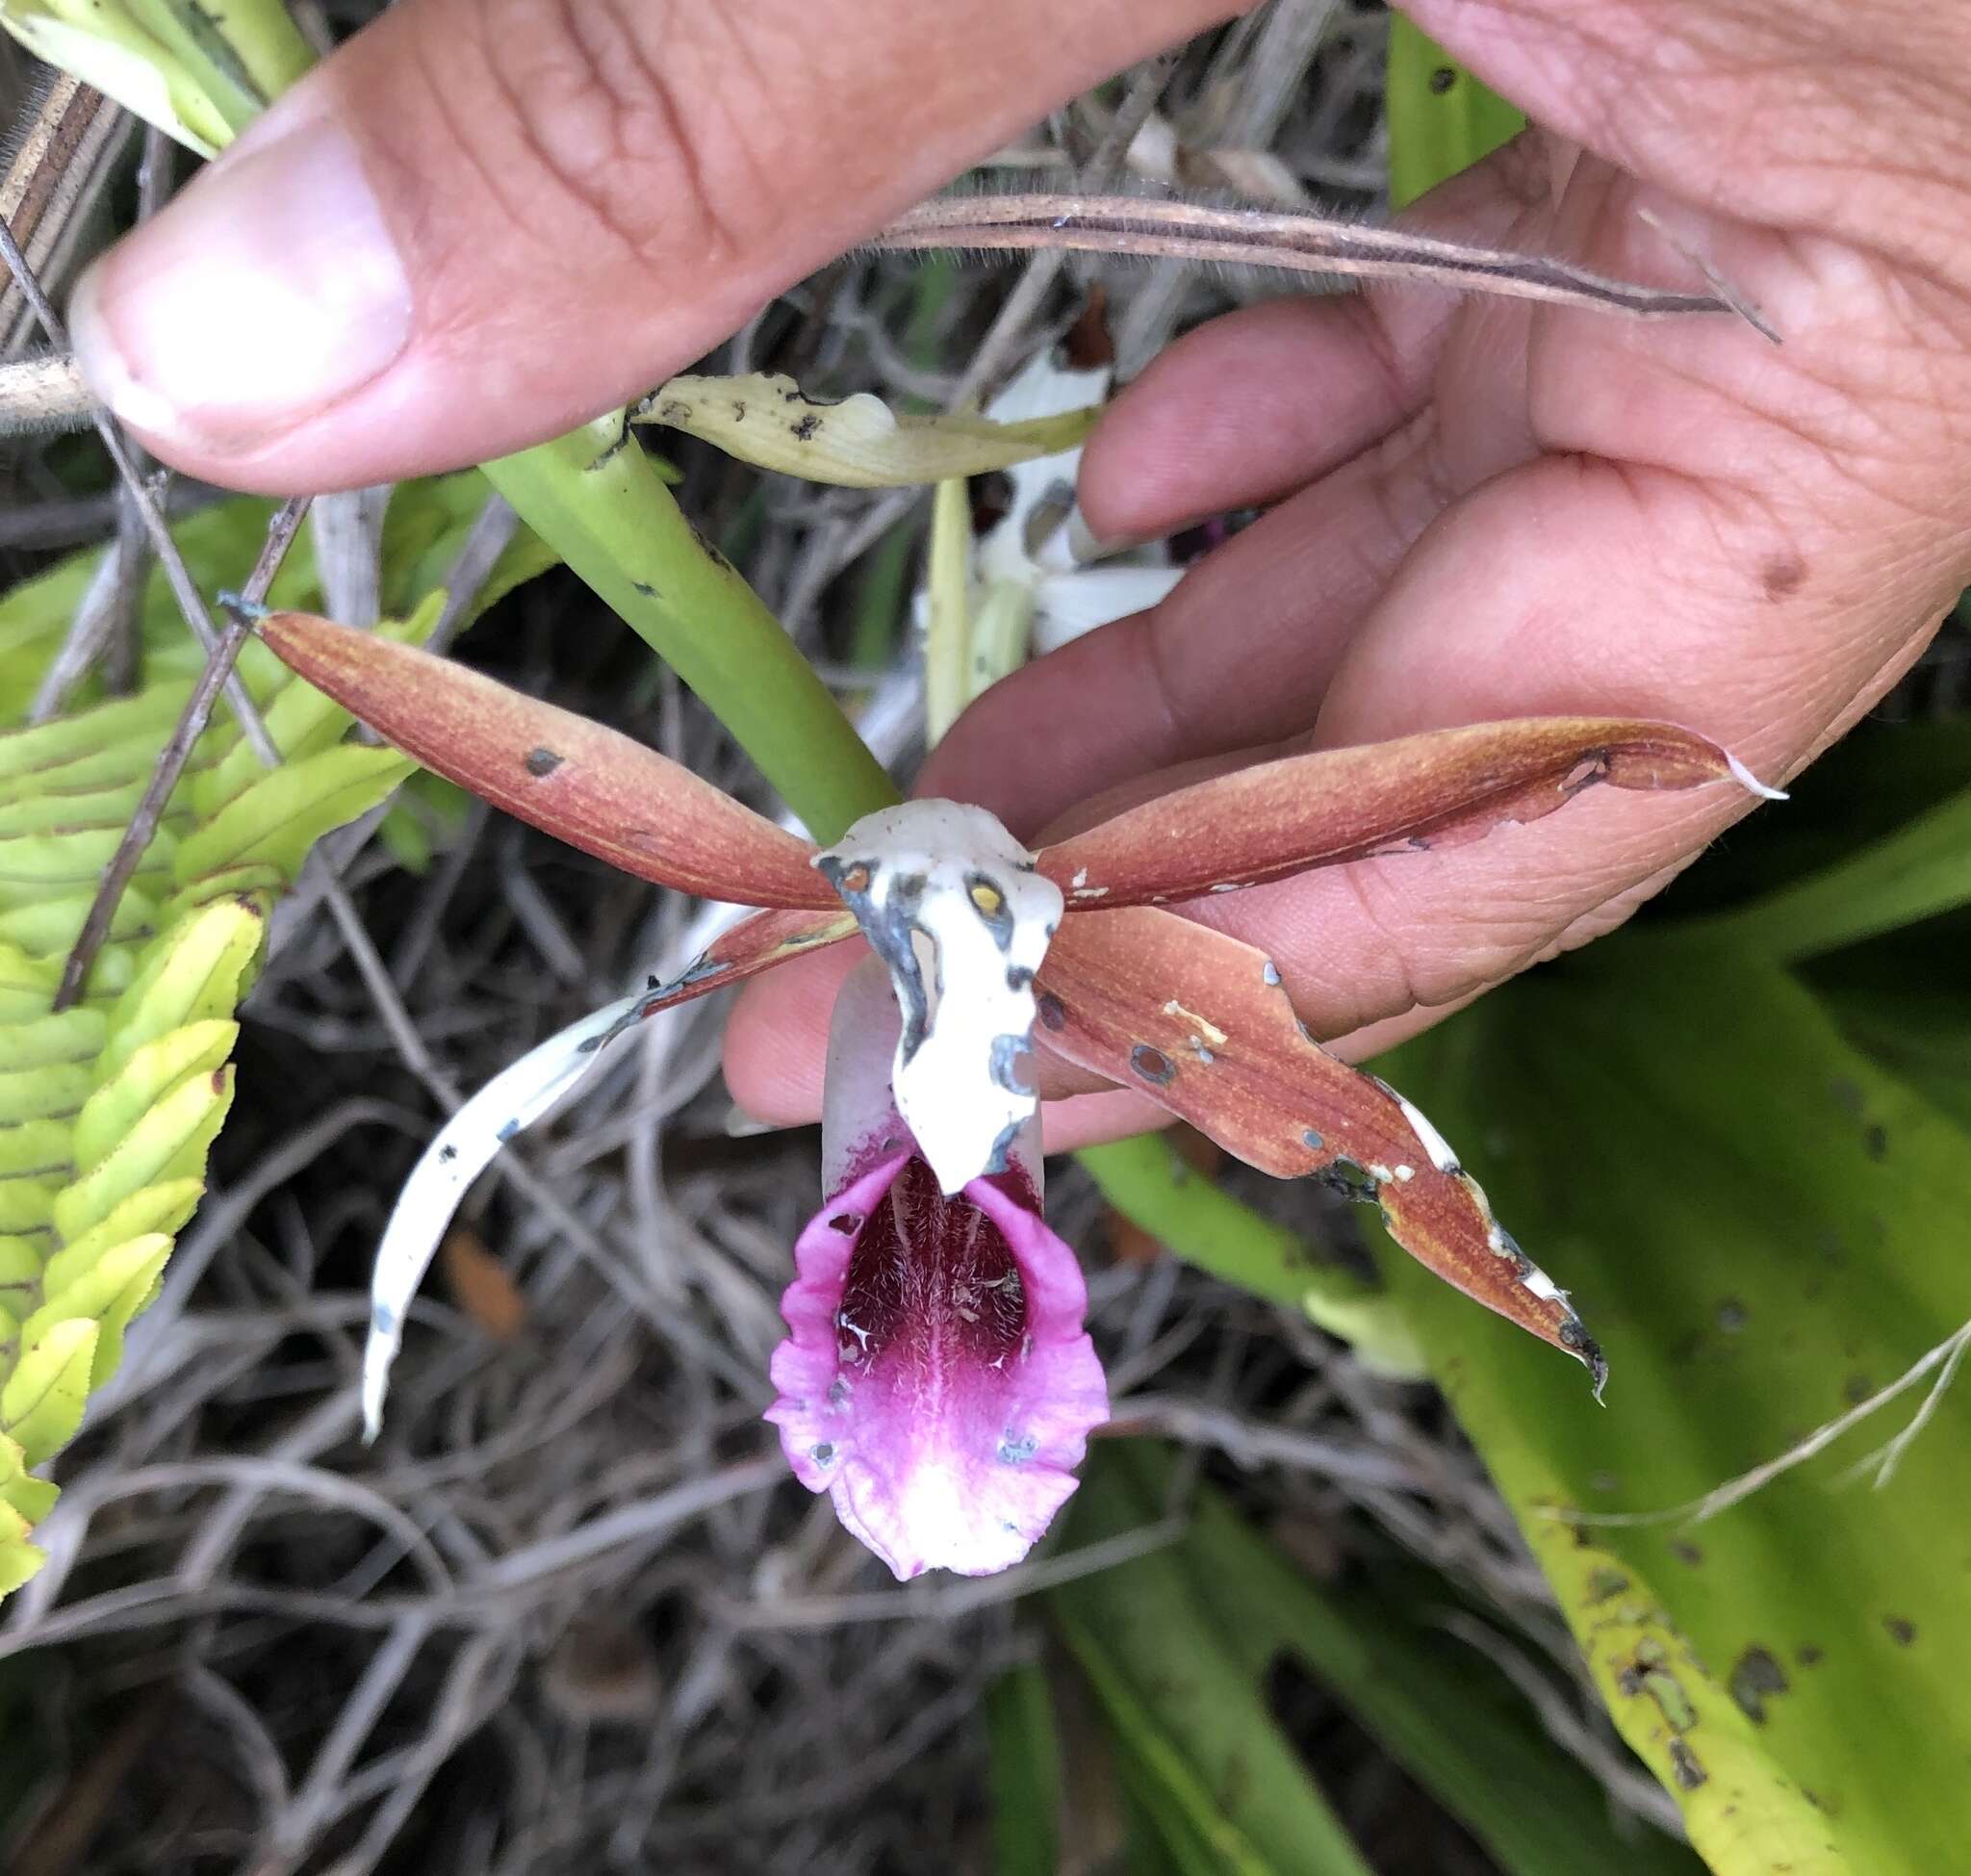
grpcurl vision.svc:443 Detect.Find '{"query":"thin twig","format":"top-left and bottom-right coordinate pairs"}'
top-left (943, 52), bottom-right (1179, 413)
top-left (877, 192), bottom-right (1738, 321)
top-left (52, 497), bottom-right (312, 1011)
top-left (423, 492), bottom-right (519, 656)
top-left (1559, 1317), bottom-right (1971, 1529)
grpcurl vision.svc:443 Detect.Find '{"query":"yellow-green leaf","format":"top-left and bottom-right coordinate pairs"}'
top-left (636, 372), bottom-right (1099, 488)
top-left (1, 1319), bottom-right (98, 1466)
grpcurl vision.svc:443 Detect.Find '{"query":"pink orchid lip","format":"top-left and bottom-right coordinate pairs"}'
top-left (766, 1139), bottom-right (1109, 1581)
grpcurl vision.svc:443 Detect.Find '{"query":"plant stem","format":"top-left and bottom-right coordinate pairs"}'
top-left (482, 420), bottom-right (896, 839)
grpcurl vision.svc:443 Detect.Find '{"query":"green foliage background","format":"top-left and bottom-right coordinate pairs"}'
top-left (0, 476), bottom-right (551, 1592)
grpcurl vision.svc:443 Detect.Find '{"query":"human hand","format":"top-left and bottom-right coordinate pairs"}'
top-left (64, 0), bottom-right (1241, 486)
top-left (725, 0), bottom-right (1971, 1145)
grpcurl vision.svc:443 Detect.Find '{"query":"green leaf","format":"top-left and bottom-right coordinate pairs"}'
top-left (1368, 941), bottom-right (1971, 1870)
top-left (21, 1233), bottom-right (171, 1388)
top-left (93, 896), bottom-right (264, 1086)
top-left (0, 471), bottom-right (553, 1601)
top-left (1052, 1455), bottom-right (1375, 1875)
top-left (1062, 1446), bottom-right (1702, 1876)
top-left (483, 419), bottom-right (896, 841)
top-left (0, 0), bottom-right (310, 156)
top-left (985, 1664), bottom-right (1061, 1876)
top-left (1385, 17), bottom-right (1526, 210)
top-left (1078, 1133), bottom-right (1426, 1379)
top-left (638, 373), bottom-right (1098, 486)
top-left (1, 1320), bottom-right (98, 1467)
top-left (165, 742), bottom-right (413, 905)
top-left (1806, 919), bottom-right (1971, 1133)
top-left (1687, 783), bottom-right (1971, 963)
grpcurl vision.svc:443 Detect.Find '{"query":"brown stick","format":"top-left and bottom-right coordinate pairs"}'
top-left (876, 191), bottom-right (1771, 330)
top-left (52, 498), bottom-right (313, 1011)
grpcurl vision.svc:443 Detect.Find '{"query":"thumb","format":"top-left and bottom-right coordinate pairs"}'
top-left (69, 0), bottom-right (1236, 493)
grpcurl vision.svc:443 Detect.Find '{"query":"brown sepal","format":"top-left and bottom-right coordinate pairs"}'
top-left (628, 906), bottom-right (861, 1025)
top-left (1035, 907), bottom-right (1606, 1390)
top-left (1040, 716), bottom-right (1762, 909)
top-left (258, 611), bottom-right (838, 910)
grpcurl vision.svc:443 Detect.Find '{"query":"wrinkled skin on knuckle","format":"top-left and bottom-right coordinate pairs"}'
top-left (1446, 0), bottom-right (1971, 252)
top-left (448, 0), bottom-right (778, 277)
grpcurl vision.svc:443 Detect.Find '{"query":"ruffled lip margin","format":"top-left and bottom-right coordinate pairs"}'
top-left (766, 1145), bottom-right (1109, 1580)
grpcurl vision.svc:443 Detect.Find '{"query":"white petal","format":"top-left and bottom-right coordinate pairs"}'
top-left (1032, 564), bottom-right (1186, 653)
top-left (363, 989), bottom-right (641, 1439)
top-left (815, 801), bottom-right (1062, 1195)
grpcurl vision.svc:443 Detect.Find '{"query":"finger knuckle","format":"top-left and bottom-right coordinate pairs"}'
top-left (473, 0), bottom-right (770, 270)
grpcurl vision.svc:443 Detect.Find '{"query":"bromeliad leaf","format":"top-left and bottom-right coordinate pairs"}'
top-left (1037, 906), bottom-right (1607, 1388)
top-left (1039, 717), bottom-right (1783, 909)
top-left (258, 611), bottom-right (838, 910)
top-left (632, 372), bottom-right (1099, 488)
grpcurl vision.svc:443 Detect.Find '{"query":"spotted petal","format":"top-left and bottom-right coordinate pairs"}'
top-left (258, 611), bottom-right (837, 909)
top-left (1038, 717), bottom-right (1782, 908)
top-left (1036, 908), bottom-right (1606, 1390)
top-left (767, 963), bottom-right (1107, 1579)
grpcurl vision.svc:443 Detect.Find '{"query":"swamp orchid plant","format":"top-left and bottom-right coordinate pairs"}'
top-left (259, 610), bottom-right (1780, 1580)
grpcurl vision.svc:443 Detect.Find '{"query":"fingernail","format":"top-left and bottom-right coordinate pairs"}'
top-left (70, 118), bottom-right (411, 452)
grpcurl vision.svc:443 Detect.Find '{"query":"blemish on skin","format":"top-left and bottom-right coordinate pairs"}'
top-left (1760, 553), bottom-right (1807, 601)
top-left (1161, 1001), bottom-right (1227, 1048)
top-left (1883, 1615), bottom-right (1917, 1646)
top-left (1728, 1647), bottom-right (1791, 1724)
top-left (524, 747), bottom-right (563, 778)
top-left (1131, 1043), bottom-right (1176, 1087)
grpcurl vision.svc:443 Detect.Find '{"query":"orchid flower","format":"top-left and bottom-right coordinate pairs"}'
top-left (258, 610), bottom-right (1781, 1579)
